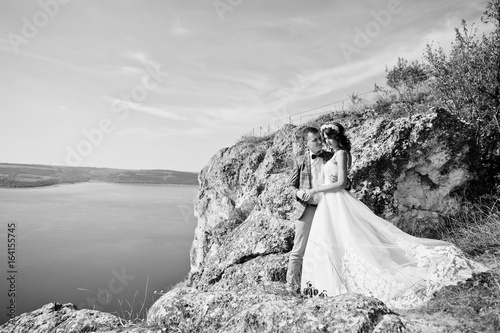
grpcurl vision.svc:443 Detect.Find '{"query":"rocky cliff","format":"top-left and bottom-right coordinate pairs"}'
top-left (0, 108), bottom-right (483, 333)
top-left (187, 107), bottom-right (479, 293)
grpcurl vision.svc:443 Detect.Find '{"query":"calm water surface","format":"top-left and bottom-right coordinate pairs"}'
top-left (0, 182), bottom-right (198, 324)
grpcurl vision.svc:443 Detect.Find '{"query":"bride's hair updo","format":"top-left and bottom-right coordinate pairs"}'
top-left (320, 122), bottom-right (351, 152)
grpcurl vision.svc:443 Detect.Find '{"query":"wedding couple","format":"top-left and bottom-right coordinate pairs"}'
top-left (286, 123), bottom-right (487, 309)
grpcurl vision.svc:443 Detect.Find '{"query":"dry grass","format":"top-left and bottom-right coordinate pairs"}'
top-left (344, 82), bottom-right (437, 118)
top-left (237, 134), bottom-right (275, 145)
top-left (438, 200), bottom-right (500, 257)
top-left (403, 199), bottom-right (500, 332)
top-left (111, 276), bottom-right (153, 326)
top-left (111, 278), bottom-right (193, 330)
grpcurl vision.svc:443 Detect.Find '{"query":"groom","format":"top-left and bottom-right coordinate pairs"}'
top-left (286, 127), bottom-right (333, 292)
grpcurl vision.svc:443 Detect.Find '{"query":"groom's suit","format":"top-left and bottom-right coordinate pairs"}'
top-left (286, 150), bottom-right (333, 288)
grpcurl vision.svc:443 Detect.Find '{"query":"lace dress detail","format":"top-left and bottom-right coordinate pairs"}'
top-left (301, 151), bottom-right (487, 309)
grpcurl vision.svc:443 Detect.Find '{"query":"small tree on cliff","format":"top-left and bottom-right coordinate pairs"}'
top-left (386, 57), bottom-right (428, 89)
top-left (384, 57), bottom-right (430, 115)
top-left (424, 0), bottom-right (500, 197)
top-left (348, 92), bottom-right (362, 105)
top-left (424, 0), bottom-right (500, 137)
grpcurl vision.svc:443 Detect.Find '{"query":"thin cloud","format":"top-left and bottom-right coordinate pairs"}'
top-left (122, 51), bottom-right (162, 70)
top-left (171, 19), bottom-right (192, 37)
top-left (269, 60), bottom-right (383, 106)
top-left (118, 66), bottom-right (145, 76)
top-left (113, 127), bottom-right (166, 140)
top-left (0, 47), bottom-right (105, 75)
top-left (102, 96), bottom-right (185, 120)
top-left (253, 16), bottom-right (316, 28)
top-left (159, 126), bottom-right (212, 137)
top-left (132, 104), bottom-right (185, 120)
top-left (115, 126), bottom-right (214, 139)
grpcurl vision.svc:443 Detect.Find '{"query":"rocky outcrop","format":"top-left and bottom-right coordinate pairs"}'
top-left (147, 285), bottom-right (416, 332)
top-left (0, 108), bottom-right (479, 333)
top-left (0, 303), bottom-right (123, 333)
top-left (342, 109), bottom-right (478, 235)
top-left (188, 108), bottom-right (479, 292)
top-left (1, 292), bottom-right (420, 333)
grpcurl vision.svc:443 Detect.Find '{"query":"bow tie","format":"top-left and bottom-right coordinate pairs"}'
top-left (311, 151), bottom-right (325, 159)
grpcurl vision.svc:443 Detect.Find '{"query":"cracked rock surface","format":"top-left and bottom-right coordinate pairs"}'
top-left (147, 286), bottom-right (417, 332)
top-left (0, 303), bottom-right (123, 333)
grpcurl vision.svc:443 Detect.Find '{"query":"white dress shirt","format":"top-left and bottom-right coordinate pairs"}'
top-left (308, 151), bottom-right (325, 204)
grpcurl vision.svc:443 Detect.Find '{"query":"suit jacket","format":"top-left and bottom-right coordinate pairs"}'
top-left (288, 151), bottom-right (334, 220)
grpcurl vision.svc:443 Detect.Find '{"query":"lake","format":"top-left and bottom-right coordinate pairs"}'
top-left (0, 182), bottom-right (199, 324)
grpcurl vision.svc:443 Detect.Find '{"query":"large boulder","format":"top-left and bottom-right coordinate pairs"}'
top-left (0, 303), bottom-right (122, 333)
top-left (338, 108), bottom-right (478, 236)
top-left (147, 285), bottom-right (416, 332)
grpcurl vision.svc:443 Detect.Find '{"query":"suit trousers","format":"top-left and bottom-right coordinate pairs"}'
top-left (286, 205), bottom-right (317, 287)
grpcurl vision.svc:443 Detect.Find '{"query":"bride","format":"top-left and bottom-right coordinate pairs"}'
top-left (300, 122), bottom-right (487, 309)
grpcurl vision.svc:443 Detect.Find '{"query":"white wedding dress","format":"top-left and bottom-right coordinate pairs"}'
top-left (301, 151), bottom-right (488, 309)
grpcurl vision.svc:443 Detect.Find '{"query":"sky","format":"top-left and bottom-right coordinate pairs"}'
top-left (0, 0), bottom-right (491, 173)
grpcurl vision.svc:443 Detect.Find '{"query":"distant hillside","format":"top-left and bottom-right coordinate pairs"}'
top-left (0, 163), bottom-right (198, 188)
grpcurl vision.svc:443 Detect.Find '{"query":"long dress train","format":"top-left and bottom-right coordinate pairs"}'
top-left (301, 151), bottom-right (488, 309)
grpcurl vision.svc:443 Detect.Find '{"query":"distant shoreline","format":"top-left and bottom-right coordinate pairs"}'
top-left (0, 180), bottom-right (200, 189)
top-left (0, 163), bottom-right (199, 188)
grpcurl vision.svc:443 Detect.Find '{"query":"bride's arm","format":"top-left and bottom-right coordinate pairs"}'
top-left (311, 151), bottom-right (349, 194)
